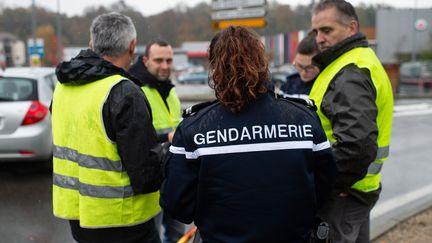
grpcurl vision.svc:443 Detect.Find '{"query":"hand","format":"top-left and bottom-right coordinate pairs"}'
top-left (168, 131), bottom-right (174, 143)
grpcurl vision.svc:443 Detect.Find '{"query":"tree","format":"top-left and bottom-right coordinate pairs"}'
top-left (37, 24), bottom-right (61, 66)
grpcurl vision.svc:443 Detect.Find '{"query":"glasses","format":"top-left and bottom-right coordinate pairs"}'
top-left (293, 62), bottom-right (316, 73)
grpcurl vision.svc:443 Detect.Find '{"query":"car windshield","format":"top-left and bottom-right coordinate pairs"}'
top-left (0, 77), bottom-right (38, 102)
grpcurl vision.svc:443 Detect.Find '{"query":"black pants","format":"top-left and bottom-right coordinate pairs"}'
top-left (69, 218), bottom-right (161, 243)
top-left (318, 195), bottom-right (375, 243)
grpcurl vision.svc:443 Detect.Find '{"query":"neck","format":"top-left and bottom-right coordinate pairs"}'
top-left (103, 54), bottom-right (130, 71)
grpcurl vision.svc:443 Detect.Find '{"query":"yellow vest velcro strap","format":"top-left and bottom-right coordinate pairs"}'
top-left (54, 174), bottom-right (135, 198)
top-left (367, 162), bottom-right (383, 174)
top-left (156, 127), bottom-right (174, 135)
top-left (376, 146), bottom-right (389, 160)
top-left (53, 145), bottom-right (125, 172)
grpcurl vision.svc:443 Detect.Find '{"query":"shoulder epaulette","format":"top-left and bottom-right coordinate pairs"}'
top-left (276, 91), bottom-right (317, 111)
top-left (182, 100), bottom-right (219, 118)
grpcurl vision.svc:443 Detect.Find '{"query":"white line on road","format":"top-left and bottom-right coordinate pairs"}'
top-left (394, 103), bottom-right (432, 117)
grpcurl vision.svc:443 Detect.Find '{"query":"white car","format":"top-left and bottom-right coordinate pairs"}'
top-left (0, 67), bottom-right (57, 163)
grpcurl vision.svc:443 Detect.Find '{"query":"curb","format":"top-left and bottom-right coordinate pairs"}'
top-left (370, 184), bottom-right (432, 240)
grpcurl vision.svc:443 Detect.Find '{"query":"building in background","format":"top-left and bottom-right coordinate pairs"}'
top-left (0, 32), bottom-right (26, 68)
top-left (376, 8), bottom-right (432, 63)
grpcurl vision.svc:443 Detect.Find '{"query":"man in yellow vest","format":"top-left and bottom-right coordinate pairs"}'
top-left (129, 39), bottom-right (183, 243)
top-left (51, 12), bottom-right (164, 243)
top-left (309, 0), bottom-right (393, 242)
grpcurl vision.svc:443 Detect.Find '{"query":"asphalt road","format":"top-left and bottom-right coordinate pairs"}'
top-left (0, 95), bottom-right (431, 243)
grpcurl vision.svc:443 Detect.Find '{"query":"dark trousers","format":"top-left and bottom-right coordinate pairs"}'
top-left (70, 218), bottom-right (161, 243)
top-left (318, 195), bottom-right (375, 243)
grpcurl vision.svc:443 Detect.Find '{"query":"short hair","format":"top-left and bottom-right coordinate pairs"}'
top-left (144, 38), bottom-right (170, 57)
top-left (208, 26), bottom-right (270, 114)
top-left (297, 33), bottom-right (319, 56)
top-left (90, 12), bottom-right (136, 57)
top-left (312, 0), bottom-right (359, 27)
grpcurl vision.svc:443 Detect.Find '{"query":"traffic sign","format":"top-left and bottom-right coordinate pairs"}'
top-left (212, 0), bottom-right (266, 10)
top-left (212, 18), bottom-right (267, 30)
top-left (27, 38), bottom-right (45, 58)
top-left (211, 7), bottom-right (266, 20)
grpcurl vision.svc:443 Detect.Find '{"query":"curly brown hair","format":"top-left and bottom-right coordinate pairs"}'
top-left (208, 26), bottom-right (270, 113)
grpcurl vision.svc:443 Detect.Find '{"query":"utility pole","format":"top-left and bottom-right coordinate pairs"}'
top-left (57, 0), bottom-right (62, 63)
top-left (31, 0), bottom-right (37, 56)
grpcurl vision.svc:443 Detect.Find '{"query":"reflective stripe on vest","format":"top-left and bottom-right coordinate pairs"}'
top-left (310, 47), bottom-right (393, 193)
top-left (53, 173), bottom-right (135, 198)
top-left (53, 145), bottom-right (125, 172)
top-left (52, 75), bottom-right (160, 228)
top-left (142, 86), bottom-right (181, 133)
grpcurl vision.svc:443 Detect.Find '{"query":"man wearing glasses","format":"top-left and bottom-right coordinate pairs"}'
top-left (280, 34), bottom-right (320, 100)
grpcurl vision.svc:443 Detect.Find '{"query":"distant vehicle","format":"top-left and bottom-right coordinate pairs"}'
top-left (399, 61), bottom-right (432, 87)
top-left (0, 67), bottom-right (57, 163)
top-left (177, 71), bottom-right (209, 85)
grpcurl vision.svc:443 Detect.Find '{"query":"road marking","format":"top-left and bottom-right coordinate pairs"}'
top-left (394, 103), bottom-right (432, 117)
top-left (371, 184), bottom-right (432, 219)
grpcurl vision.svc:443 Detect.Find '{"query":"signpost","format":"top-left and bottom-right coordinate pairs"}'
top-left (27, 38), bottom-right (44, 67)
top-left (212, 0), bottom-right (266, 10)
top-left (211, 0), bottom-right (267, 30)
top-left (27, 38), bottom-right (44, 58)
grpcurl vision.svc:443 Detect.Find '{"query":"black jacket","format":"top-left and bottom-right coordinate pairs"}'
top-left (280, 72), bottom-right (315, 98)
top-left (129, 56), bottom-right (176, 143)
top-left (160, 92), bottom-right (336, 242)
top-left (55, 49), bottom-right (163, 243)
top-left (313, 33), bottom-right (379, 205)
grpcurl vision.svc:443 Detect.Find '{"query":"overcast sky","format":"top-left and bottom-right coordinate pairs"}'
top-left (1, 0), bottom-right (431, 17)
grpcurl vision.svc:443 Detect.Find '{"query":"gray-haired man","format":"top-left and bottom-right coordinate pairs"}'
top-left (52, 12), bottom-right (163, 243)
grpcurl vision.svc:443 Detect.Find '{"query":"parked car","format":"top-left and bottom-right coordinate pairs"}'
top-left (177, 71), bottom-right (209, 85)
top-left (399, 61), bottom-right (432, 87)
top-left (0, 67), bottom-right (57, 163)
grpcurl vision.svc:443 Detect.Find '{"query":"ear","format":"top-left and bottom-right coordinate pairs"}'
top-left (349, 20), bottom-right (359, 34)
top-left (88, 40), bottom-right (93, 49)
top-left (129, 39), bottom-right (136, 56)
top-left (142, 55), bottom-right (149, 68)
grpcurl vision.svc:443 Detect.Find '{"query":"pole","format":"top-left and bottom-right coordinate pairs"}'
top-left (57, 0), bottom-right (62, 62)
top-left (411, 0), bottom-right (417, 62)
top-left (31, 0), bottom-right (37, 56)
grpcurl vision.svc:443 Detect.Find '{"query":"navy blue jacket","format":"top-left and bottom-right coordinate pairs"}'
top-left (280, 72), bottom-right (315, 99)
top-left (160, 92), bottom-right (336, 242)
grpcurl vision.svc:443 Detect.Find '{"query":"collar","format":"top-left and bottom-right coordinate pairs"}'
top-left (312, 32), bottom-right (369, 71)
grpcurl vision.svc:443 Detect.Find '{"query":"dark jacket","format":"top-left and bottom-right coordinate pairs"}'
top-left (312, 33), bottom-right (379, 205)
top-left (280, 72), bottom-right (315, 98)
top-left (160, 92), bottom-right (336, 242)
top-left (55, 49), bottom-right (163, 243)
top-left (129, 56), bottom-right (176, 143)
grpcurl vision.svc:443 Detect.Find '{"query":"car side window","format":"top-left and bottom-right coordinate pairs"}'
top-left (44, 73), bottom-right (58, 90)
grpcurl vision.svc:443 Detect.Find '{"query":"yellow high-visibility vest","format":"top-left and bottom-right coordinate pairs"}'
top-left (142, 85), bottom-right (181, 134)
top-left (52, 74), bottom-right (160, 228)
top-left (310, 47), bottom-right (393, 193)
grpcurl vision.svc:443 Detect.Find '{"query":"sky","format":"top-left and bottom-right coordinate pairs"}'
top-left (1, 0), bottom-right (431, 17)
